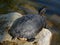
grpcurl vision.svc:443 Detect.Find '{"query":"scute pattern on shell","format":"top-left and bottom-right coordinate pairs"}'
top-left (8, 14), bottom-right (46, 41)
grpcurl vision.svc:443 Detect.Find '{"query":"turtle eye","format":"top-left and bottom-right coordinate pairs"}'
top-left (27, 38), bottom-right (35, 42)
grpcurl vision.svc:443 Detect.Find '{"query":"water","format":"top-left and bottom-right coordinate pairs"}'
top-left (32, 0), bottom-right (60, 15)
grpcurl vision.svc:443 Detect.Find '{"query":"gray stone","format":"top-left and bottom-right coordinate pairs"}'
top-left (0, 12), bottom-right (23, 42)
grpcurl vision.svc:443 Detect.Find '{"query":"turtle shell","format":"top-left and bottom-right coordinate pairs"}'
top-left (8, 14), bottom-right (46, 42)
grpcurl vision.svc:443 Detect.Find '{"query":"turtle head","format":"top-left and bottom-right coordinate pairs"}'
top-left (39, 6), bottom-right (47, 16)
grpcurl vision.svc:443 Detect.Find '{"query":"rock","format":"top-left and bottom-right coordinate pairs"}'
top-left (37, 28), bottom-right (60, 45)
top-left (0, 28), bottom-right (60, 45)
top-left (0, 0), bottom-right (39, 14)
top-left (49, 15), bottom-right (60, 24)
top-left (37, 28), bottom-right (52, 45)
top-left (0, 12), bottom-right (23, 42)
top-left (47, 14), bottom-right (60, 29)
top-left (0, 12), bottom-right (60, 45)
top-left (19, 4), bottom-right (38, 15)
top-left (0, 41), bottom-right (18, 45)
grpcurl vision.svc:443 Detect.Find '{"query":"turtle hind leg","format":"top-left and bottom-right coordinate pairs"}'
top-left (27, 38), bottom-right (35, 42)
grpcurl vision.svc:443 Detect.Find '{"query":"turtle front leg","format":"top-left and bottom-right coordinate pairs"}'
top-left (17, 38), bottom-right (27, 41)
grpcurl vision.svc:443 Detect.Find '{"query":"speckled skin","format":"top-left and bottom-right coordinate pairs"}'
top-left (8, 14), bottom-right (46, 42)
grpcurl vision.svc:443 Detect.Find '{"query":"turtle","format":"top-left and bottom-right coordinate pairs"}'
top-left (8, 8), bottom-right (47, 42)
